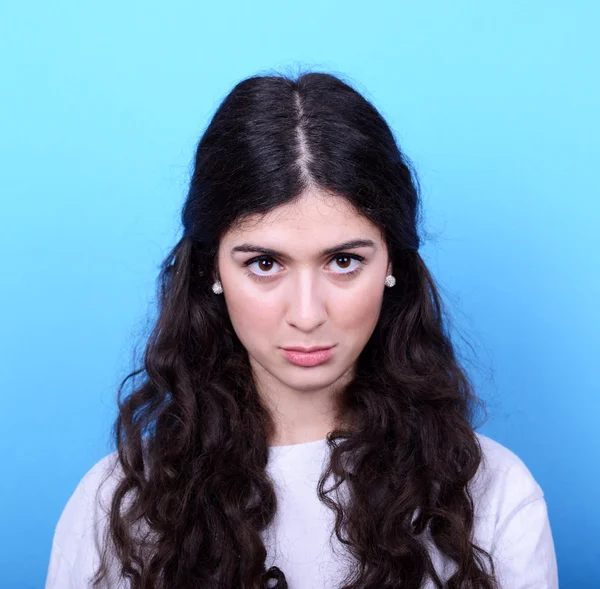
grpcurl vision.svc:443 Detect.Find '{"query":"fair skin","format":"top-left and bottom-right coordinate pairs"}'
top-left (216, 188), bottom-right (392, 447)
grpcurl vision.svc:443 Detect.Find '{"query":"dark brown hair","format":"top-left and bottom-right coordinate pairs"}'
top-left (93, 70), bottom-right (498, 588)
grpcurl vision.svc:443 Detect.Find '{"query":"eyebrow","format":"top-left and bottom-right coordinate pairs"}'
top-left (230, 239), bottom-right (377, 259)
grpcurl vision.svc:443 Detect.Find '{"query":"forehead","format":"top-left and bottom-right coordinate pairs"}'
top-left (221, 189), bottom-right (384, 246)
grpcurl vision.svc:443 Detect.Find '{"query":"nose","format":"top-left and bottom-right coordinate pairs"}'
top-left (284, 270), bottom-right (328, 332)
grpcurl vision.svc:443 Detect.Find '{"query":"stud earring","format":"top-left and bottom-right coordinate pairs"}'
top-left (212, 280), bottom-right (223, 294)
top-left (384, 275), bottom-right (396, 287)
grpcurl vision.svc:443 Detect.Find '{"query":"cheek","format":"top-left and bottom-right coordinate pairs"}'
top-left (330, 284), bottom-right (384, 334)
top-left (224, 290), bottom-right (280, 342)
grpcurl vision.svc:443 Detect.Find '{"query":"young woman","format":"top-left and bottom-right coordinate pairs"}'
top-left (45, 71), bottom-right (559, 589)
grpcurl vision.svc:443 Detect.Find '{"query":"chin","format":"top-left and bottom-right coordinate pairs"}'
top-left (281, 368), bottom-right (348, 391)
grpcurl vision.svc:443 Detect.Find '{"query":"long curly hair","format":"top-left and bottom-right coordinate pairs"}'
top-left (92, 71), bottom-right (498, 589)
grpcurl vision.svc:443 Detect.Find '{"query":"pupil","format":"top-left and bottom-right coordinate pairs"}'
top-left (337, 256), bottom-right (350, 268)
top-left (260, 259), bottom-right (272, 270)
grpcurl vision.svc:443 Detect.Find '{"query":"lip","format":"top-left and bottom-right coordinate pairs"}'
top-left (280, 345), bottom-right (336, 367)
top-left (282, 345), bottom-right (335, 353)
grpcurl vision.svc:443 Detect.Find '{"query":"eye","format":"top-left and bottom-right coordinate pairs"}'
top-left (244, 254), bottom-right (364, 280)
top-left (244, 256), bottom-right (277, 279)
top-left (330, 254), bottom-right (364, 275)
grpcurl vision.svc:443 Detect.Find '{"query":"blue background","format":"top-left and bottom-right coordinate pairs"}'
top-left (1, 1), bottom-right (598, 587)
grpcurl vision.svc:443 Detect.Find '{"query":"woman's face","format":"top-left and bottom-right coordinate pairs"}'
top-left (216, 188), bottom-right (392, 395)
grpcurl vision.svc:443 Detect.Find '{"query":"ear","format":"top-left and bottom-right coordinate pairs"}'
top-left (387, 261), bottom-right (393, 276)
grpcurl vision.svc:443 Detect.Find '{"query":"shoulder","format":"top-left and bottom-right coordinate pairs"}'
top-left (471, 432), bottom-right (545, 509)
top-left (467, 433), bottom-right (558, 587)
top-left (55, 450), bottom-right (123, 543)
top-left (45, 450), bottom-right (127, 589)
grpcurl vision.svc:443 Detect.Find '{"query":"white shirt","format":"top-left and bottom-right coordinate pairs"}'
top-left (44, 433), bottom-right (559, 588)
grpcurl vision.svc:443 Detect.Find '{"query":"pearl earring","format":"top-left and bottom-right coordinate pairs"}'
top-left (212, 280), bottom-right (223, 294)
top-left (384, 275), bottom-right (396, 287)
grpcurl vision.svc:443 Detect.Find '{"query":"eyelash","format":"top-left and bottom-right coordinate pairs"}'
top-left (243, 254), bottom-right (366, 282)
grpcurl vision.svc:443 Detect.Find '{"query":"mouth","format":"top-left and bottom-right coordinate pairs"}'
top-left (280, 345), bottom-right (336, 367)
